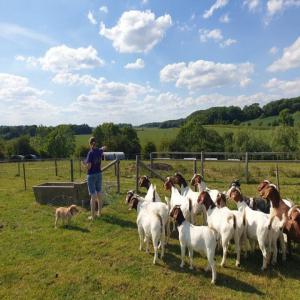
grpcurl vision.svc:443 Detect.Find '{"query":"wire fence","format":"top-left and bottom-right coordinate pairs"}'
top-left (1, 153), bottom-right (300, 203)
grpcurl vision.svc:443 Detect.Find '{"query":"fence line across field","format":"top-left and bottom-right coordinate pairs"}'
top-left (1, 158), bottom-right (121, 192)
top-left (140, 151), bottom-right (299, 191)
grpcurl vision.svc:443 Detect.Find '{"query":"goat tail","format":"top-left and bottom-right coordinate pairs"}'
top-left (188, 198), bottom-right (192, 213)
top-left (156, 213), bottom-right (164, 236)
top-left (227, 214), bottom-right (236, 230)
top-left (288, 205), bottom-right (300, 219)
top-left (156, 213), bottom-right (165, 248)
top-left (242, 210), bottom-right (246, 227)
top-left (208, 225), bottom-right (219, 242)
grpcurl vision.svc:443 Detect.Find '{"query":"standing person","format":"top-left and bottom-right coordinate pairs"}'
top-left (85, 137), bottom-right (106, 220)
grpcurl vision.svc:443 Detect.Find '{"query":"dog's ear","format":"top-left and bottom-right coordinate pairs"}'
top-left (70, 205), bottom-right (79, 214)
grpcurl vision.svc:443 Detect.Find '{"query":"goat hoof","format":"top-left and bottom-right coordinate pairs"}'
top-left (189, 266), bottom-right (194, 270)
top-left (235, 262), bottom-right (240, 267)
top-left (180, 263), bottom-right (184, 268)
top-left (211, 280), bottom-right (216, 285)
top-left (220, 263), bottom-right (225, 267)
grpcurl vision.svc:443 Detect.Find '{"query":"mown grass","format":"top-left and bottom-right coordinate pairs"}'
top-left (1, 160), bottom-right (300, 299)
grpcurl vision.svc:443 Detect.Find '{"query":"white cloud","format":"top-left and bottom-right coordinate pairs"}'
top-left (160, 59), bottom-right (254, 90)
top-left (0, 22), bottom-right (56, 45)
top-left (199, 28), bottom-right (236, 47)
top-left (124, 58), bottom-right (145, 69)
top-left (268, 37), bottom-right (300, 72)
top-left (244, 0), bottom-right (260, 11)
top-left (267, 0), bottom-right (300, 16)
top-left (203, 0), bottom-right (229, 19)
top-left (99, 6), bottom-right (108, 14)
top-left (15, 55), bottom-right (39, 67)
top-left (141, 0), bottom-right (149, 5)
top-left (99, 10), bottom-right (172, 53)
top-left (219, 13), bottom-right (230, 23)
top-left (220, 38), bottom-right (237, 47)
top-left (0, 73), bottom-right (60, 125)
top-left (87, 11), bottom-right (97, 25)
top-left (18, 45), bottom-right (104, 73)
top-left (269, 46), bottom-right (278, 54)
top-left (264, 77), bottom-right (300, 97)
top-left (200, 28), bottom-right (223, 42)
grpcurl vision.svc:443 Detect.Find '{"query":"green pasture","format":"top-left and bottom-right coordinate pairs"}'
top-left (0, 159), bottom-right (300, 299)
top-left (75, 125), bottom-right (276, 150)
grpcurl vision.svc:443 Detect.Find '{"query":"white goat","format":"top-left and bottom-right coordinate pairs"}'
top-left (126, 191), bottom-right (170, 245)
top-left (144, 183), bottom-right (162, 202)
top-left (170, 205), bottom-right (217, 284)
top-left (126, 194), bottom-right (165, 264)
top-left (228, 186), bottom-right (285, 269)
top-left (198, 191), bottom-right (239, 267)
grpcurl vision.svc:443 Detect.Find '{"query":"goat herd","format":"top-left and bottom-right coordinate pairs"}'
top-left (125, 173), bottom-right (300, 284)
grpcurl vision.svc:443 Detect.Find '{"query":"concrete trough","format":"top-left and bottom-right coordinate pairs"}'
top-left (33, 181), bottom-right (90, 207)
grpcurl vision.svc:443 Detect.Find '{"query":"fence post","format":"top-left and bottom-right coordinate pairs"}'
top-left (201, 152), bottom-right (204, 179)
top-left (193, 158), bottom-right (197, 174)
top-left (136, 155), bottom-right (140, 193)
top-left (114, 155), bottom-right (117, 176)
top-left (245, 152), bottom-right (249, 183)
top-left (150, 152), bottom-right (153, 177)
top-left (79, 158), bottom-right (81, 178)
top-left (275, 163), bottom-right (280, 192)
top-left (70, 159), bottom-right (74, 182)
top-left (55, 159), bottom-right (58, 176)
top-left (22, 163), bottom-right (27, 190)
top-left (116, 160), bottom-right (120, 194)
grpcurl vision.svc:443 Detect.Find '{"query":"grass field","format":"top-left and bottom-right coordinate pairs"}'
top-left (75, 125), bottom-right (277, 150)
top-left (1, 159), bottom-right (300, 299)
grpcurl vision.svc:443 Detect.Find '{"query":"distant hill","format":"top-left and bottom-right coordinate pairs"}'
top-left (138, 118), bottom-right (185, 128)
top-left (139, 96), bottom-right (300, 128)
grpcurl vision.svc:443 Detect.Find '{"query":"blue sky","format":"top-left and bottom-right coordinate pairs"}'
top-left (0, 0), bottom-right (300, 126)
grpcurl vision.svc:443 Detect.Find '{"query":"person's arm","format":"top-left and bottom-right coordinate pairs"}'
top-left (84, 151), bottom-right (92, 170)
top-left (100, 146), bottom-right (107, 151)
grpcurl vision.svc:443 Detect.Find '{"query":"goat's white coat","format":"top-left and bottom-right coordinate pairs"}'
top-left (202, 204), bottom-right (238, 267)
top-left (177, 217), bottom-right (217, 284)
top-left (135, 200), bottom-right (165, 264)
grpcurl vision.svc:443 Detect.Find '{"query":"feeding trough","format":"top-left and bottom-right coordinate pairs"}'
top-left (33, 181), bottom-right (90, 207)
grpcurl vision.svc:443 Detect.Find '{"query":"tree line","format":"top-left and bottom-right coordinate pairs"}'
top-left (139, 96), bottom-right (300, 128)
top-left (0, 118), bottom-right (299, 161)
top-left (0, 124), bottom-right (92, 140)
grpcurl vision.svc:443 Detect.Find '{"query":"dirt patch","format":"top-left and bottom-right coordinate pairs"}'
top-left (149, 163), bottom-right (173, 171)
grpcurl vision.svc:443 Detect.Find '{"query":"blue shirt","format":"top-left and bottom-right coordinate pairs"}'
top-left (86, 148), bottom-right (103, 175)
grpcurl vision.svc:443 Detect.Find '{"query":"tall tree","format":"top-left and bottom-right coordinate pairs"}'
top-left (278, 109), bottom-right (294, 126)
top-left (271, 126), bottom-right (298, 152)
top-left (46, 125), bottom-right (75, 158)
top-left (171, 120), bottom-right (224, 152)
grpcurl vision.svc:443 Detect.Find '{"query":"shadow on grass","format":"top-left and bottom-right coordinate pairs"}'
top-left (101, 214), bottom-right (136, 229)
top-left (163, 248), bottom-right (265, 296)
top-left (63, 225), bottom-right (90, 233)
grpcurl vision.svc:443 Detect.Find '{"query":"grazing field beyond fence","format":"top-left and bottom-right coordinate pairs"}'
top-left (0, 158), bottom-right (299, 299)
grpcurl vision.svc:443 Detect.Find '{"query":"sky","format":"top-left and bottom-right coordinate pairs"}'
top-left (0, 0), bottom-right (300, 126)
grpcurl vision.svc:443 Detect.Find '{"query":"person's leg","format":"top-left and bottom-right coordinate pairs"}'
top-left (95, 172), bottom-right (103, 216)
top-left (87, 174), bottom-right (97, 220)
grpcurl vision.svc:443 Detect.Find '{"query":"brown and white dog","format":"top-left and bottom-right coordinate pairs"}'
top-left (55, 205), bottom-right (79, 228)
